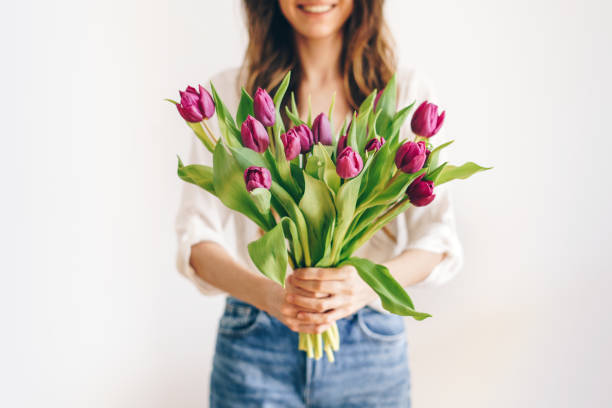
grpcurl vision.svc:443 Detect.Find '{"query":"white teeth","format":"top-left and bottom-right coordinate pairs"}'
top-left (302, 4), bottom-right (333, 13)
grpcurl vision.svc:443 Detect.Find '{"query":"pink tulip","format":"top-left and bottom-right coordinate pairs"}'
top-left (312, 113), bottom-right (332, 145)
top-left (337, 134), bottom-right (347, 156)
top-left (253, 88), bottom-right (275, 127)
top-left (281, 128), bottom-right (302, 161)
top-left (365, 136), bottom-right (385, 152)
top-left (244, 166), bottom-right (272, 192)
top-left (176, 85), bottom-right (215, 122)
top-left (336, 147), bottom-right (363, 179)
top-left (411, 101), bottom-right (445, 138)
top-left (241, 115), bottom-right (269, 153)
top-left (395, 141), bottom-right (427, 173)
top-left (406, 174), bottom-right (435, 207)
top-left (295, 124), bottom-right (314, 153)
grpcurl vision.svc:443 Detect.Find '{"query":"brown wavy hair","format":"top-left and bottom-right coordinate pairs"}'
top-left (240, 0), bottom-right (397, 110)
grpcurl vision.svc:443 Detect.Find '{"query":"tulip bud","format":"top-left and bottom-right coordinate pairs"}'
top-left (281, 128), bottom-right (301, 161)
top-left (253, 88), bottom-right (276, 127)
top-left (177, 86), bottom-right (205, 122)
top-left (395, 141), bottom-right (427, 173)
top-left (336, 146), bottom-right (363, 179)
top-left (312, 113), bottom-right (332, 145)
top-left (244, 166), bottom-right (272, 192)
top-left (294, 124), bottom-right (314, 153)
top-left (411, 101), bottom-right (445, 138)
top-left (337, 134), bottom-right (347, 156)
top-left (241, 115), bottom-right (269, 153)
top-left (197, 85), bottom-right (215, 119)
top-left (365, 136), bottom-right (385, 153)
top-left (406, 174), bottom-right (435, 207)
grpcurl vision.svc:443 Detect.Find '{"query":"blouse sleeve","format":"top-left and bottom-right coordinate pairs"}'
top-left (393, 69), bottom-right (464, 288)
top-left (174, 111), bottom-right (228, 296)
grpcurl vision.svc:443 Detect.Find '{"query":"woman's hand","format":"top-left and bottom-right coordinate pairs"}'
top-left (285, 266), bottom-right (377, 328)
top-left (262, 275), bottom-right (335, 334)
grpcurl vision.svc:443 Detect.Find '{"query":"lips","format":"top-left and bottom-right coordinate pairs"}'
top-left (297, 3), bottom-right (337, 14)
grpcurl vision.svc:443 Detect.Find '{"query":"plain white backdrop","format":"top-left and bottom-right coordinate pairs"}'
top-left (2, 0), bottom-right (611, 406)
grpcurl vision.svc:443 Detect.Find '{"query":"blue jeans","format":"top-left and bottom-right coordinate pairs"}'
top-left (210, 296), bottom-right (411, 407)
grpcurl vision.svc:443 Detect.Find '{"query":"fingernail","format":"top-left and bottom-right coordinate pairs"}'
top-left (297, 312), bottom-right (305, 319)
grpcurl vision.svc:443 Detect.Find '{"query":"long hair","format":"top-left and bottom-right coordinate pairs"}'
top-left (240, 0), bottom-right (397, 110)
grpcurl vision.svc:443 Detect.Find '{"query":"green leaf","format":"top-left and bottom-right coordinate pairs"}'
top-left (339, 257), bottom-right (431, 320)
top-left (347, 112), bottom-right (358, 151)
top-left (285, 106), bottom-right (305, 127)
top-left (436, 162), bottom-right (493, 185)
top-left (359, 137), bottom-right (394, 201)
top-left (384, 102), bottom-right (416, 145)
top-left (425, 162), bottom-right (448, 184)
top-left (375, 73), bottom-right (397, 135)
top-left (165, 98), bottom-right (178, 105)
top-left (355, 91), bottom-right (377, 153)
top-left (210, 82), bottom-right (242, 148)
top-left (176, 156), bottom-right (215, 195)
top-left (279, 217), bottom-right (303, 266)
top-left (212, 143), bottom-right (269, 229)
top-left (317, 145), bottom-right (341, 194)
top-left (328, 171), bottom-right (364, 263)
top-left (328, 91), bottom-right (336, 135)
top-left (247, 222), bottom-right (288, 287)
top-left (250, 188), bottom-right (271, 214)
top-left (236, 87), bottom-right (254, 127)
top-left (273, 71), bottom-right (291, 109)
top-left (426, 140), bottom-right (454, 170)
top-left (365, 169), bottom-right (426, 209)
top-left (270, 181), bottom-right (311, 265)
top-left (299, 173), bottom-right (336, 263)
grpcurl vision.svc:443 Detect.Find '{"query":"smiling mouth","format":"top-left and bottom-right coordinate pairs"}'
top-left (297, 3), bottom-right (337, 14)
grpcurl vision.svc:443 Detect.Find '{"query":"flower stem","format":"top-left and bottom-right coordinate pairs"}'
top-left (202, 119), bottom-right (218, 144)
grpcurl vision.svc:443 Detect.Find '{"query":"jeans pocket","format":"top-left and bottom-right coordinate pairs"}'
top-left (357, 306), bottom-right (406, 342)
top-left (218, 296), bottom-right (263, 336)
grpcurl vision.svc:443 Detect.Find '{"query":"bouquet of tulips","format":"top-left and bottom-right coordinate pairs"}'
top-left (168, 72), bottom-right (490, 362)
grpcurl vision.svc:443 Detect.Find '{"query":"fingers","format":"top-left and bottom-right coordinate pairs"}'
top-left (286, 293), bottom-right (346, 313)
top-left (291, 276), bottom-right (350, 295)
top-left (293, 266), bottom-right (354, 281)
top-left (279, 303), bottom-right (331, 334)
top-left (285, 277), bottom-right (328, 298)
top-left (296, 308), bottom-right (349, 325)
top-left (283, 318), bottom-right (331, 334)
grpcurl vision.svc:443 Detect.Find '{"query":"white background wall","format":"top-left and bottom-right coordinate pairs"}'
top-left (1, 0), bottom-right (610, 406)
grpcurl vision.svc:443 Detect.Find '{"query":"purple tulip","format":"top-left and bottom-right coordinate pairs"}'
top-left (312, 113), bottom-right (332, 145)
top-left (406, 174), bottom-right (435, 207)
top-left (241, 115), bottom-right (269, 153)
top-left (281, 128), bottom-right (302, 161)
top-left (337, 134), bottom-right (347, 156)
top-left (411, 101), bottom-right (445, 138)
top-left (176, 85), bottom-right (215, 122)
top-left (197, 85), bottom-right (215, 119)
top-left (395, 141), bottom-right (427, 173)
top-left (365, 136), bottom-right (385, 152)
top-left (244, 166), bottom-right (272, 192)
top-left (253, 88), bottom-right (275, 127)
top-left (336, 146), bottom-right (363, 179)
top-left (294, 124), bottom-right (314, 153)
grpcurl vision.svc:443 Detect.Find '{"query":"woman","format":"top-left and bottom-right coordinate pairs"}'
top-left (176, 0), bottom-right (463, 406)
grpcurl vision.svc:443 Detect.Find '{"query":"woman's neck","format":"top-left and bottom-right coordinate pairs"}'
top-left (294, 32), bottom-right (343, 85)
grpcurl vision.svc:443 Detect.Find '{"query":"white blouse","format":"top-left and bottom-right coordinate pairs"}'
top-left (175, 67), bottom-right (463, 312)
